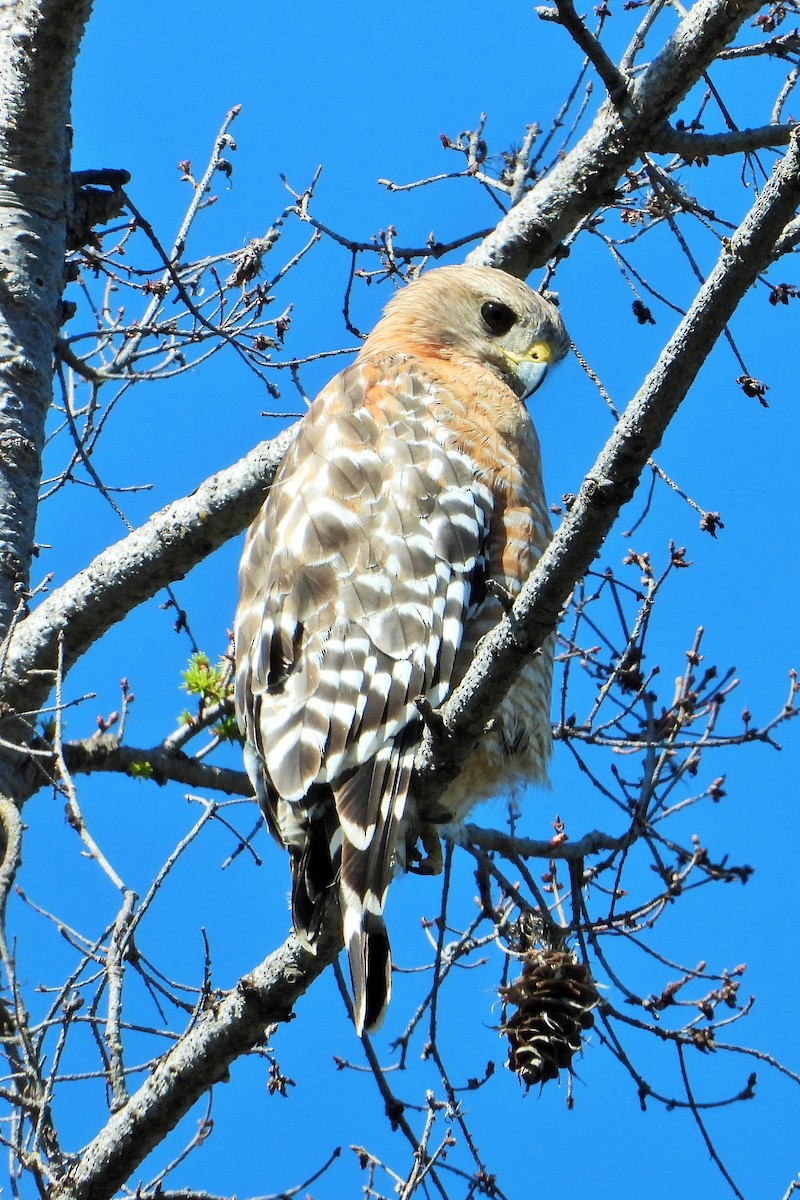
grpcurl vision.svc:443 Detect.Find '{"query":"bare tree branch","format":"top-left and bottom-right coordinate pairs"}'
top-left (0, 0), bottom-right (772, 759)
top-left (62, 733), bottom-right (251, 797)
top-left (652, 122), bottom-right (796, 156)
top-left (41, 112), bottom-right (800, 1200)
top-left (469, 0), bottom-right (764, 276)
top-left (416, 130), bottom-right (800, 801)
top-left (552, 0), bottom-right (632, 108)
top-left (53, 922), bottom-right (343, 1200)
top-left (455, 822), bottom-right (627, 861)
top-left (3, 5), bottom-right (800, 1193)
top-left (1, 425), bottom-right (297, 727)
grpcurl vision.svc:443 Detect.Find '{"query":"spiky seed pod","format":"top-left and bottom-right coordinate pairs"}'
top-left (499, 949), bottom-right (598, 1088)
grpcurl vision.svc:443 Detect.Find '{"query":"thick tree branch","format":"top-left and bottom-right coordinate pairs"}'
top-left (2, 2), bottom-right (797, 1196)
top-left (721, 29), bottom-right (800, 59)
top-left (468, 0), bottom-right (764, 276)
top-left (0, 0), bottom-right (770, 750)
top-left (417, 131), bottom-right (800, 800)
top-left (774, 212), bottom-right (800, 257)
top-left (53, 922), bottom-right (343, 1200)
top-left (0, 425), bottom-right (297, 725)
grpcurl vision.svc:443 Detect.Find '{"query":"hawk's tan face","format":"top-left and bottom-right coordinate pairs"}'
top-left (359, 264), bottom-right (570, 400)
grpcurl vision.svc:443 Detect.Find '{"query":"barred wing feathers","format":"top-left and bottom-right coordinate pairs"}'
top-left (234, 355), bottom-right (493, 1032)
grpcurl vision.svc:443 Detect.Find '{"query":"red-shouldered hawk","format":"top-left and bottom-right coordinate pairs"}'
top-left (234, 265), bottom-right (569, 1033)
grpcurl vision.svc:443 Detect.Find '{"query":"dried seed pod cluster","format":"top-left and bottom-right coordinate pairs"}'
top-left (500, 949), bottom-right (598, 1087)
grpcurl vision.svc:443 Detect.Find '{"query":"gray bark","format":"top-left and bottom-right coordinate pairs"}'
top-left (0, 0), bottom-right (93, 635)
top-left (467, 0), bottom-right (764, 276)
top-left (54, 923), bottom-right (342, 1200)
top-left (0, 425), bottom-right (297, 729)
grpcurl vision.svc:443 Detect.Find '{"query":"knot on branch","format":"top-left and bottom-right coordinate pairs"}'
top-left (0, 433), bottom-right (38, 472)
top-left (413, 694), bottom-right (449, 740)
top-left (68, 169), bottom-right (132, 251)
top-left (584, 471), bottom-right (635, 507)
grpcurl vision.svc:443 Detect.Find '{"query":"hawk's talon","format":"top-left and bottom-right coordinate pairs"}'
top-left (486, 577), bottom-right (516, 614)
top-left (406, 823), bottom-right (444, 876)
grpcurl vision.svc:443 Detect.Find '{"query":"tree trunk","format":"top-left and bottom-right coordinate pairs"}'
top-left (0, 0), bottom-right (93, 631)
top-left (0, 0), bottom-right (92, 794)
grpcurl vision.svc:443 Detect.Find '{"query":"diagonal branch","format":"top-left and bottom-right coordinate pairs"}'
top-left (553, 0), bottom-right (632, 108)
top-left (53, 922), bottom-right (343, 1200)
top-left (0, 424), bottom-right (298, 724)
top-left (468, 0), bottom-right (764, 277)
top-left (417, 130), bottom-right (800, 800)
top-left (0, 0), bottom-right (769, 750)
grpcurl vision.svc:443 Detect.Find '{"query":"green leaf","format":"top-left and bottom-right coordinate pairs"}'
top-left (129, 760), bottom-right (154, 780)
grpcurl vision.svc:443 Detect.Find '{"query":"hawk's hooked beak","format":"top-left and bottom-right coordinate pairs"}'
top-left (505, 340), bottom-right (554, 400)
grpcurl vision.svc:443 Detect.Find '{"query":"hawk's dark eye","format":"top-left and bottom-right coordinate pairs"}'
top-left (481, 300), bottom-right (517, 336)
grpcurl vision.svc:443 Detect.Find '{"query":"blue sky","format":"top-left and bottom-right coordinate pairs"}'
top-left (11, 2), bottom-right (800, 1197)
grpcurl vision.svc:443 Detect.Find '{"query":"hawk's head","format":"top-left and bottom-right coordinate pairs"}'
top-left (359, 264), bottom-right (570, 400)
